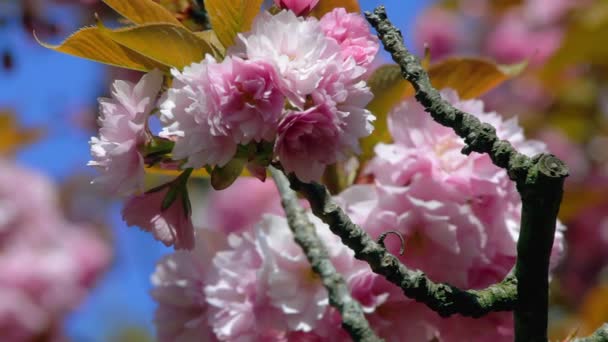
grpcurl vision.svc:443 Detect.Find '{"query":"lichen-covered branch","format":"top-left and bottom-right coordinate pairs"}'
top-left (269, 167), bottom-right (383, 342)
top-left (574, 324), bottom-right (608, 342)
top-left (288, 175), bottom-right (517, 318)
top-left (365, 6), bottom-right (569, 341)
top-left (365, 6), bottom-right (534, 182)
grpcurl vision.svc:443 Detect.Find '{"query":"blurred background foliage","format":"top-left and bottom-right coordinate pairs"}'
top-left (1, 0), bottom-right (607, 341)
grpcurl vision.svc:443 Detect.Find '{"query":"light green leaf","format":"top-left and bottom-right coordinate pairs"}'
top-left (204, 0), bottom-right (264, 48)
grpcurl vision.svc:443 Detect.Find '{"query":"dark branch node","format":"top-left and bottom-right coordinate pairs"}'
top-left (377, 230), bottom-right (405, 256)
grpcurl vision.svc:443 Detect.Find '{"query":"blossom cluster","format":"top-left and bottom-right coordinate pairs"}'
top-left (0, 159), bottom-right (110, 341)
top-left (161, 9), bottom-right (377, 182)
top-left (414, 0), bottom-right (581, 65)
top-left (88, 6), bottom-right (378, 250)
top-left (149, 90), bottom-right (566, 341)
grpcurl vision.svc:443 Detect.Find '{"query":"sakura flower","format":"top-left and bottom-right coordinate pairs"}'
top-left (122, 185), bottom-right (195, 250)
top-left (346, 89), bottom-right (566, 340)
top-left (233, 10), bottom-right (343, 108)
top-left (485, 11), bottom-right (563, 66)
top-left (275, 104), bottom-right (343, 182)
top-left (414, 8), bottom-right (463, 60)
top-left (524, 0), bottom-right (583, 25)
top-left (88, 69), bottom-right (163, 196)
top-left (204, 230), bottom-right (281, 340)
top-left (274, 0), bottom-right (319, 16)
top-left (160, 56), bottom-right (237, 169)
top-left (151, 230), bottom-right (227, 342)
top-left (203, 214), bottom-right (386, 340)
top-left (203, 177), bottom-right (285, 235)
top-left (0, 160), bottom-right (110, 341)
top-left (320, 7), bottom-right (380, 67)
top-left (366, 89), bottom-right (550, 273)
top-left (205, 56), bottom-right (285, 144)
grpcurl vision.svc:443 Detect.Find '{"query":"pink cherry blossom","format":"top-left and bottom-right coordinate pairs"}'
top-left (485, 11), bottom-right (563, 66)
top-left (414, 8), bottom-right (463, 60)
top-left (122, 186), bottom-right (195, 250)
top-left (204, 230), bottom-right (280, 340)
top-left (202, 214), bottom-right (385, 340)
top-left (151, 230), bottom-right (227, 342)
top-left (160, 56), bottom-right (238, 169)
top-left (524, 0), bottom-right (584, 25)
top-left (364, 281), bottom-right (441, 342)
top-left (0, 160), bottom-right (110, 341)
top-left (320, 8), bottom-right (379, 67)
top-left (346, 89), bottom-right (566, 339)
top-left (205, 56), bottom-right (285, 144)
top-left (233, 10), bottom-right (343, 108)
top-left (274, 0), bottom-right (319, 16)
top-left (88, 70), bottom-right (163, 196)
top-left (275, 104), bottom-right (345, 182)
top-left (203, 177), bottom-right (285, 235)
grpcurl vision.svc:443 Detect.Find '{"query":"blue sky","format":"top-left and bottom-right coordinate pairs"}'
top-left (0, 1), bottom-right (429, 340)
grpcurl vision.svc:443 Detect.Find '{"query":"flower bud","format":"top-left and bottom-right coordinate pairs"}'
top-left (274, 0), bottom-right (319, 16)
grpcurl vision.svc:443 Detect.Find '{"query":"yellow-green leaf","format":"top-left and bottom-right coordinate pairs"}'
top-left (204, 0), bottom-right (264, 48)
top-left (145, 165), bottom-right (251, 179)
top-left (427, 57), bottom-right (527, 99)
top-left (102, 0), bottom-right (183, 26)
top-left (194, 30), bottom-right (226, 58)
top-left (359, 64), bottom-right (408, 161)
top-left (542, 1), bottom-right (608, 81)
top-left (99, 22), bottom-right (215, 69)
top-left (311, 0), bottom-right (361, 17)
top-left (359, 58), bottom-right (526, 163)
top-left (211, 158), bottom-right (247, 190)
top-left (35, 27), bottom-right (167, 72)
top-left (0, 111), bottom-right (43, 155)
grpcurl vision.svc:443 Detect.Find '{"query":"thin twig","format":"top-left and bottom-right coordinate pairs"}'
top-left (365, 6), bottom-right (569, 341)
top-left (269, 167), bottom-right (383, 342)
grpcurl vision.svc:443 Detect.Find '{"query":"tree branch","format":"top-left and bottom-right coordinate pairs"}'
top-left (288, 175), bottom-right (517, 318)
top-left (365, 6), bottom-right (569, 341)
top-left (574, 324), bottom-right (608, 342)
top-left (269, 167), bottom-right (383, 342)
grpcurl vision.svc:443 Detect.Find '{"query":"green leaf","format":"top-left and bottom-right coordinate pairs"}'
top-left (310, 0), bottom-right (361, 17)
top-left (98, 22), bottom-right (216, 69)
top-left (102, 0), bottom-right (183, 26)
top-left (161, 184), bottom-right (180, 210)
top-left (35, 27), bottom-right (167, 72)
top-left (211, 158), bottom-right (247, 190)
top-left (204, 0), bottom-right (264, 48)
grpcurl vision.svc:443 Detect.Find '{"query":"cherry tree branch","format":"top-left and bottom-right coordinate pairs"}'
top-left (269, 167), bottom-right (383, 342)
top-left (365, 6), bottom-right (568, 342)
top-left (288, 175), bottom-right (517, 318)
top-left (574, 324), bottom-right (608, 342)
